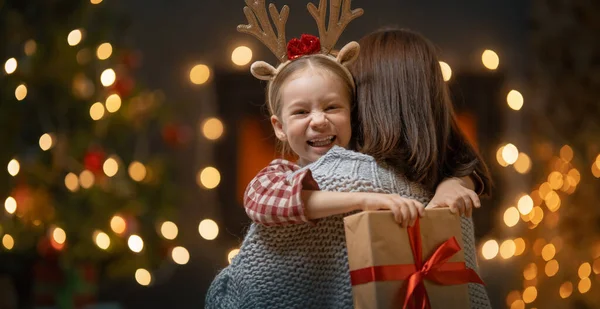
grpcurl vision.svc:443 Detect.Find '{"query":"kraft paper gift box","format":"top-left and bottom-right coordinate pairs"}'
top-left (343, 208), bottom-right (483, 309)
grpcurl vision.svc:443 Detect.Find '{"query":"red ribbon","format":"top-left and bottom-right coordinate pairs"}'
top-left (349, 218), bottom-right (484, 309)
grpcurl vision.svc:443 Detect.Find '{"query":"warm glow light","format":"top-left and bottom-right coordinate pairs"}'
top-left (503, 207), bottom-right (520, 227)
top-left (2, 234), bottom-right (14, 250)
top-left (545, 191), bottom-right (561, 212)
top-left (545, 259), bottom-right (559, 277)
top-left (90, 102), bottom-right (105, 120)
top-left (482, 49), bottom-right (499, 70)
top-left (541, 244), bottom-right (556, 261)
top-left (110, 215), bottom-right (127, 234)
top-left (593, 258), bottom-right (600, 275)
top-left (539, 183), bottom-right (552, 200)
top-left (199, 219), bottom-right (219, 240)
top-left (523, 263), bottom-right (537, 280)
top-left (559, 282), bottom-right (573, 298)
top-left (578, 278), bottom-right (591, 294)
top-left (65, 173), bottom-right (80, 192)
top-left (500, 240), bottom-right (516, 259)
top-left (439, 61), bottom-right (452, 81)
top-left (103, 157), bottom-right (119, 177)
top-left (96, 43), bottom-right (113, 60)
top-left (568, 168), bottom-right (580, 185)
top-left (522, 286), bottom-right (537, 304)
top-left (24, 40), bottom-right (37, 56)
top-left (135, 268), bottom-right (151, 286)
top-left (94, 231), bottom-right (110, 250)
top-left (506, 90), bottom-right (524, 111)
top-left (231, 46), bottom-right (253, 66)
top-left (228, 248), bottom-right (240, 264)
top-left (52, 227), bottom-right (67, 245)
top-left (39, 133), bottom-right (55, 151)
top-left (578, 262), bottom-right (591, 279)
top-left (548, 171), bottom-right (564, 190)
top-left (190, 64), bottom-right (210, 85)
top-left (91, 0), bottom-right (103, 4)
top-left (4, 58), bottom-right (17, 74)
top-left (482, 240), bottom-right (499, 260)
top-left (591, 163), bottom-right (600, 178)
top-left (105, 94), bottom-right (122, 113)
top-left (128, 235), bottom-right (144, 253)
top-left (4, 197), bottom-right (17, 214)
top-left (502, 143), bottom-right (519, 165)
top-left (559, 145), bottom-right (573, 162)
top-left (496, 146), bottom-right (509, 167)
top-left (533, 238), bottom-right (546, 256)
top-left (202, 118), bottom-right (224, 140)
top-left (172, 246), bottom-right (190, 265)
top-left (510, 300), bottom-right (524, 309)
top-left (79, 170), bottom-right (95, 189)
top-left (7, 159), bottom-right (20, 176)
top-left (505, 291), bottom-right (521, 307)
top-left (514, 238), bottom-right (526, 256)
top-left (197, 167), bottom-right (221, 189)
top-left (128, 161), bottom-right (147, 182)
top-left (68, 29), bottom-right (83, 46)
top-left (514, 153), bottom-right (531, 174)
top-left (517, 195), bottom-right (534, 215)
top-left (100, 68), bottom-right (116, 87)
top-left (530, 206), bottom-right (544, 225)
top-left (15, 84), bottom-right (27, 101)
top-left (160, 221), bottom-right (178, 240)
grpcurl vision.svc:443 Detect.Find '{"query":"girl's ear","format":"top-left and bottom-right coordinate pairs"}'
top-left (251, 61), bottom-right (278, 81)
top-left (270, 115), bottom-right (287, 142)
top-left (337, 41), bottom-right (360, 67)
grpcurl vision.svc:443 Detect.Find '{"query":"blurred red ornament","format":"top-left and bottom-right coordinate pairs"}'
top-left (162, 124), bottom-right (192, 148)
top-left (111, 77), bottom-right (135, 98)
top-left (84, 149), bottom-right (105, 174)
top-left (121, 51), bottom-right (141, 69)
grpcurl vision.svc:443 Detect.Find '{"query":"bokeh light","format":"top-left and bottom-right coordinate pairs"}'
top-left (482, 239), bottom-right (499, 260)
top-left (197, 167), bottom-right (221, 189)
top-left (190, 64), bottom-right (210, 85)
top-left (482, 49), bottom-right (499, 70)
top-left (202, 118), bottom-right (224, 140)
top-left (506, 90), bottom-right (524, 110)
top-left (231, 46), bottom-right (253, 66)
top-left (439, 61), bottom-right (452, 81)
top-left (199, 219), bottom-right (219, 240)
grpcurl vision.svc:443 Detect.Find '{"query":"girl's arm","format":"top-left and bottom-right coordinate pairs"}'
top-left (244, 160), bottom-right (424, 227)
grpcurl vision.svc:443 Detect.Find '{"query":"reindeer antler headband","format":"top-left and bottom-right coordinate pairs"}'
top-left (237, 0), bottom-right (363, 105)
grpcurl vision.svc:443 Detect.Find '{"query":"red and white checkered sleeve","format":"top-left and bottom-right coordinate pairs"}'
top-left (243, 159), bottom-right (320, 226)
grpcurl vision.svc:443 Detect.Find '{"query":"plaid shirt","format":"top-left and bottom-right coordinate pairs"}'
top-left (244, 159), bottom-right (320, 226)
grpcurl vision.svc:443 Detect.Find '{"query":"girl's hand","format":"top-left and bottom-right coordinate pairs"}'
top-left (427, 177), bottom-right (480, 217)
top-left (359, 193), bottom-right (425, 228)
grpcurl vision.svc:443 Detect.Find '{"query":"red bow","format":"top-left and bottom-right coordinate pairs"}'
top-left (287, 34), bottom-right (321, 60)
top-left (349, 218), bottom-right (484, 309)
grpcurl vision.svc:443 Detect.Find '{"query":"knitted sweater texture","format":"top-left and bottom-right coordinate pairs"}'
top-left (205, 146), bottom-right (491, 309)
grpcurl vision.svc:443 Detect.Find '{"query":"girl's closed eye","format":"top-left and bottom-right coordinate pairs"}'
top-left (291, 109), bottom-right (309, 116)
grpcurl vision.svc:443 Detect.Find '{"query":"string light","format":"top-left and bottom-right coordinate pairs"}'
top-left (39, 133), bottom-right (55, 151)
top-left (496, 146), bottom-right (509, 167)
top-left (228, 249), bottom-right (240, 264)
top-left (541, 244), bottom-right (556, 261)
top-left (548, 171), bottom-right (564, 190)
top-left (522, 286), bottom-right (537, 304)
top-left (160, 221), bottom-right (178, 240)
top-left (523, 263), bottom-right (537, 280)
top-left (110, 215), bottom-right (127, 234)
top-left (105, 93), bottom-right (122, 113)
top-left (135, 268), bottom-right (151, 286)
top-left (96, 43), bottom-right (113, 60)
top-left (202, 118), bottom-right (224, 140)
top-left (171, 246), bottom-right (190, 265)
top-left (500, 240), bottom-right (516, 259)
top-left (100, 68), bottom-right (116, 87)
top-left (24, 40), bottom-right (37, 56)
top-left (578, 262), bottom-right (591, 279)
top-left (4, 58), bottom-right (17, 74)
top-left (65, 173), bottom-right (80, 192)
top-left (503, 207), bottom-right (520, 227)
top-left (513, 153), bottom-right (531, 174)
top-left (481, 239), bottom-right (499, 260)
top-left (439, 61), bottom-right (452, 81)
top-left (481, 49), bottom-right (499, 70)
top-left (128, 161), bottom-right (146, 182)
top-left (90, 102), bottom-right (105, 120)
top-left (545, 259), bottom-right (559, 277)
top-left (52, 227), bottom-right (67, 245)
top-left (2, 234), bottom-right (14, 250)
top-left (68, 29), bottom-right (83, 46)
top-left (231, 46), bottom-right (253, 66)
top-left (578, 278), bottom-right (592, 294)
top-left (103, 157), bottom-right (119, 177)
top-left (510, 300), bottom-right (524, 309)
top-left (506, 90), bottom-right (523, 110)
top-left (7, 159), bottom-right (20, 176)
top-left (514, 238), bottom-right (526, 256)
top-left (128, 235), bottom-right (144, 253)
top-left (517, 195), bottom-right (534, 215)
top-left (4, 197), bottom-right (17, 214)
top-left (199, 219), bottom-right (219, 240)
top-left (15, 84), bottom-right (27, 101)
top-left (190, 64), bottom-right (210, 85)
top-left (559, 282), bottom-right (573, 298)
top-left (94, 231), bottom-right (110, 250)
top-left (197, 167), bottom-right (221, 189)
top-left (79, 170), bottom-right (95, 189)
top-left (502, 143), bottom-right (519, 165)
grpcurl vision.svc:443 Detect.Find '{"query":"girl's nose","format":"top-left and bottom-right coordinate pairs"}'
top-left (310, 112), bottom-right (328, 129)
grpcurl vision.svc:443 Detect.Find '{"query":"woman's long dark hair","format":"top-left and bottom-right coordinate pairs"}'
top-left (350, 28), bottom-right (492, 194)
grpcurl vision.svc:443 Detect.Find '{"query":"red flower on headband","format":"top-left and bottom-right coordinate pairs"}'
top-left (287, 34), bottom-right (321, 60)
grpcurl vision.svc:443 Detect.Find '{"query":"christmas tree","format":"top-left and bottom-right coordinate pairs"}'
top-left (1, 0), bottom-right (186, 306)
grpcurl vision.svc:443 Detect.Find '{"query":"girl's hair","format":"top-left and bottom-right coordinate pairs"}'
top-left (267, 55), bottom-right (355, 118)
top-left (267, 55), bottom-right (355, 156)
top-left (349, 28), bottom-right (492, 194)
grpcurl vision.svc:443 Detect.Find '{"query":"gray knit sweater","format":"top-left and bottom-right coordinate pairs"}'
top-left (205, 146), bottom-right (491, 309)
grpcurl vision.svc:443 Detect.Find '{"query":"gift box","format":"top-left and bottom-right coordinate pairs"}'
top-left (343, 208), bottom-right (483, 309)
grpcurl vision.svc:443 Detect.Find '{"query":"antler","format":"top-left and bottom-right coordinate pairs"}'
top-left (307, 0), bottom-right (363, 54)
top-left (237, 0), bottom-right (289, 63)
